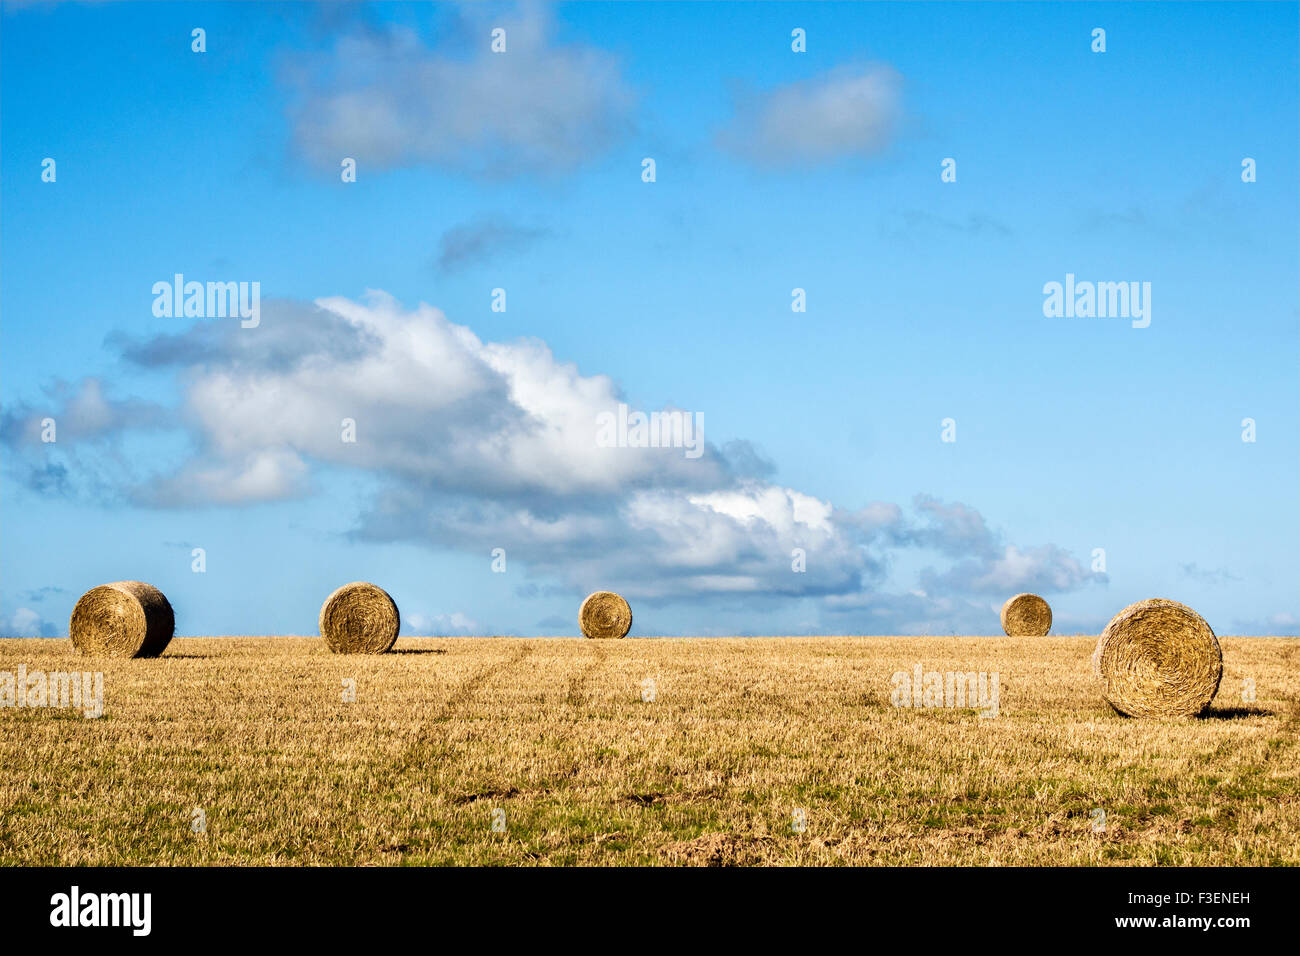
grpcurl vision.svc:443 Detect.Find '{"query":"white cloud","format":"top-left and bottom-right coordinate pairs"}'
top-left (719, 64), bottom-right (902, 166)
top-left (9, 292), bottom-right (1107, 632)
top-left (934, 544), bottom-right (1098, 595)
top-left (404, 611), bottom-right (480, 636)
top-left (1, 378), bottom-right (168, 447)
top-left (286, 5), bottom-right (634, 176)
top-left (158, 292), bottom-right (723, 501)
top-left (139, 448), bottom-right (310, 507)
top-left (2, 607), bottom-right (60, 638)
top-left (689, 486), bottom-right (833, 535)
top-left (1265, 612), bottom-right (1300, 634)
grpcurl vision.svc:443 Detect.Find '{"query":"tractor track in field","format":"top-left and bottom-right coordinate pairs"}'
top-left (427, 642), bottom-right (538, 723)
top-left (564, 641), bottom-right (609, 707)
top-left (381, 644), bottom-right (538, 785)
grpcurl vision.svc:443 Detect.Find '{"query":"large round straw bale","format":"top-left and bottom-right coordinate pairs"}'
top-left (1001, 593), bottom-right (1052, 636)
top-left (69, 581), bottom-right (175, 658)
top-left (1092, 598), bottom-right (1223, 717)
top-left (319, 582), bottom-right (400, 654)
top-left (579, 590), bottom-right (632, 639)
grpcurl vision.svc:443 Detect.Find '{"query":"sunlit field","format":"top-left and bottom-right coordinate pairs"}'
top-left (1, 636), bottom-right (1296, 866)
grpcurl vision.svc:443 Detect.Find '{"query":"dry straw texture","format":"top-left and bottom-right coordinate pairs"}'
top-left (6, 635), bottom-right (1296, 866)
top-left (1000, 593), bottom-right (1052, 636)
top-left (579, 590), bottom-right (632, 639)
top-left (69, 581), bottom-right (175, 658)
top-left (318, 582), bottom-right (400, 654)
top-left (1092, 598), bottom-right (1223, 717)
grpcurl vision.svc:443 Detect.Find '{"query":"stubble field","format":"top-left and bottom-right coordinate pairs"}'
top-left (1, 635), bottom-right (1296, 866)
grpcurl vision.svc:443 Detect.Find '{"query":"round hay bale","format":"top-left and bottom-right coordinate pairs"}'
top-left (1092, 598), bottom-right (1223, 718)
top-left (1000, 593), bottom-right (1052, 636)
top-left (579, 590), bottom-right (632, 639)
top-left (69, 581), bottom-right (175, 658)
top-left (318, 582), bottom-right (400, 654)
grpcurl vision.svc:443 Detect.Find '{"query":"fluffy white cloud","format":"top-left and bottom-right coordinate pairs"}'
top-left (153, 292), bottom-right (725, 502)
top-left (7, 292), bottom-right (1106, 631)
top-left (140, 447), bottom-right (310, 507)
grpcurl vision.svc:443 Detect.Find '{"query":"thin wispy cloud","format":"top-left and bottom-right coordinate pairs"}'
top-left (284, 4), bottom-right (635, 177)
top-left (436, 217), bottom-right (549, 273)
top-left (1179, 562), bottom-right (1242, 587)
top-left (880, 208), bottom-right (1013, 241)
top-left (718, 63), bottom-right (902, 167)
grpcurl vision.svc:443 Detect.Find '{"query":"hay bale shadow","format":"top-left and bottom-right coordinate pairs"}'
top-left (1201, 705), bottom-right (1274, 720)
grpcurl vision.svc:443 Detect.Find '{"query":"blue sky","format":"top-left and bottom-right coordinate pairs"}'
top-left (2, 1), bottom-right (1296, 637)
